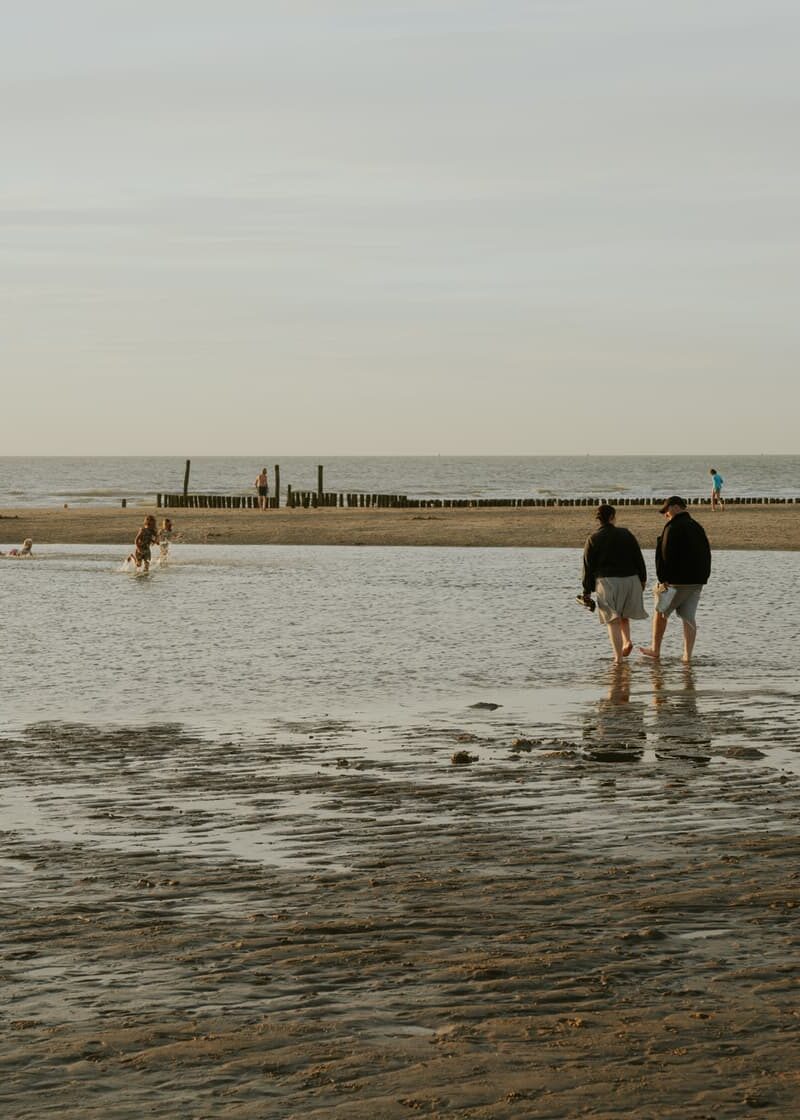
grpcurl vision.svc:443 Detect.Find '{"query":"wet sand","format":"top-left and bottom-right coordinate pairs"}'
top-left (2, 503), bottom-right (800, 549)
top-left (2, 707), bottom-right (799, 1118)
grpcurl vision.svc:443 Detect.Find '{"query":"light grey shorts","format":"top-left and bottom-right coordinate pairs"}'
top-left (595, 575), bottom-right (648, 625)
top-left (656, 583), bottom-right (702, 623)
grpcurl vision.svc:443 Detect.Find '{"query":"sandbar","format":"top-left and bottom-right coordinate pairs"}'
top-left (2, 503), bottom-right (800, 549)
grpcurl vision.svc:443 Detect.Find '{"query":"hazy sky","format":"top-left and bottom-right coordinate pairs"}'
top-left (3, 1), bottom-right (798, 454)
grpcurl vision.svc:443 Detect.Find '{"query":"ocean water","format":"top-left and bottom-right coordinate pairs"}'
top-left (1, 544), bottom-right (798, 772)
top-left (0, 455), bottom-right (798, 507)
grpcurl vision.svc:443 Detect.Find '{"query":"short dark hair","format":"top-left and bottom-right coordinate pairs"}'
top-left (595, 503), bottom-right (616, 524)
top-left (658, 496), bottom-right (687, 514)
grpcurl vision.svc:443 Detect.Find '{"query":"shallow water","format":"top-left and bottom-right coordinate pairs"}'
top-left (1, 544), bottom-right (797, 745)
top-left (2, 543), bottom-right (799, 876)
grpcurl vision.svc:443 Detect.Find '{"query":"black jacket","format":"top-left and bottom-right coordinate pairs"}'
top-left (582, 524), bottom-right (647, 595)
top-left (655, 511), bottom-right (711, 585)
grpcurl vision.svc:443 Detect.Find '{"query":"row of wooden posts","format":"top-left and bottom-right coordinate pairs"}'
top-left (150, 459), bottom-right (798, 509)
top-left (156, 494), bottom-right (799, 511)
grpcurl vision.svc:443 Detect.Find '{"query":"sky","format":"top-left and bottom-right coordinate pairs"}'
top-left (3, 0), bottom-right (799, 455)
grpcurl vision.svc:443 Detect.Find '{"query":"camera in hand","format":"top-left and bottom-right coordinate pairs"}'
top-left (576, 594), bottom-right (596, 612)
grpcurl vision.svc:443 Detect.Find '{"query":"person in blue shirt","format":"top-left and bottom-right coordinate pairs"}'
top-left (709, 468), bottom-right (724, 511)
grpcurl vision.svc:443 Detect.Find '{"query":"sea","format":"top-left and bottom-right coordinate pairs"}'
top-left (0, 454), bottom-right (798, 507)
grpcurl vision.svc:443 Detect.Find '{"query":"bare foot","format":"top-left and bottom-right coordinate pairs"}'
top-left (681, 655), bottom-right (692, 664)
top-left (622, 642), bottom-right (634, 657)
top-left (638, 647), bottom-right (660, 660)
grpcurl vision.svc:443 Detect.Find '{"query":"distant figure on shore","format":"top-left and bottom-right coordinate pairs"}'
top-left (254, 467), bottom-right (269, 511)
top-left (709, 468), bottom-right (725, 511)
top-left (127, 515), bottom-right (159, 573)
top-left (157, 518), bottom-right (173, 565)
top-left (1, 538), bottom-right (33, 557)
top-left (580, 504), bottom-right (648, 664)
top-left (639, 496), bottom-right (711, 664)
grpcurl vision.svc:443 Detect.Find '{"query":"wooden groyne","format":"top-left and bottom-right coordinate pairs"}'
top-left (156, 493), bottom-right (799, 510)
top-left (156, 462), bottom-right (797, 511)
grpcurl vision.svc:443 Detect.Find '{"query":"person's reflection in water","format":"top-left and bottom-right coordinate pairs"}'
top-left (648, 662), bottom-right (712, 761)
top-left (583, 664), bottom-right (646, 762)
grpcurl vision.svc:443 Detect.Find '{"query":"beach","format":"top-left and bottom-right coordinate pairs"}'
top-left (2, 712), bottom-right (799, 1118)
top-left (2, 533), bottom-right (798, 1118)
top-left (6, 0), bottom-right (800, 1109)
top-left (3, 502), bottom-right (800, 550)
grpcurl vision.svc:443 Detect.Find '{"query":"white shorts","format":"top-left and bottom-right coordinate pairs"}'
top-left (595, 575), bottom-right (648, 625)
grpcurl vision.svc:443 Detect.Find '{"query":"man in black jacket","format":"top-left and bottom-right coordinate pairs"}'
top-left (639, 496), bottom-right (711, 664)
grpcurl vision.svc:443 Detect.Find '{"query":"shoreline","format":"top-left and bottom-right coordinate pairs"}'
top-left (2, 503), bottom-right (800, 550)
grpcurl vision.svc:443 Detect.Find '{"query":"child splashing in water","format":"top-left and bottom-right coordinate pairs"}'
top-left (126, 515), bottom-right (159, 573)
top-left (157, 518), bottom-right (173, 566)
top-left (1, 538), bottom-right (33, 557)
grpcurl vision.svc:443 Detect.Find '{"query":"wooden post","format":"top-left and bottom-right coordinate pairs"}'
top-left (183, 459), bottom-right (191, 498)
top-left (274, 464), bottom-right (280, 509)
top-left (121, 498), bottom-right (127, 508)
top-left (317, 464), bottom-right (324, 499)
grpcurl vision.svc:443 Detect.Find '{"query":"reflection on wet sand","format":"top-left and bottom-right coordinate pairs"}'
top-left (582, 665), bottom-right (647, 761)
top-left (579, 663), bottom-right (721, 765)
top-left (648, 662), bottom-right (712, 760)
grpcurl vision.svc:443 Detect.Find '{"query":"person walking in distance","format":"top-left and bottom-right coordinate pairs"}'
top-left (254, 467), bottom-right (269, 511)
top-left (639, 496), bottom-right (711, 664)
top-left (580, 504), bottom-right (648, 664)
top-left (709, 468), bottom-right (725, 511)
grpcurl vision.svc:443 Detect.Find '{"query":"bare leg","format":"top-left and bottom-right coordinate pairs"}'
top-left (608, 662), bottom-right (631, 703)
top-left (639, 611), bottom-right (668, 659)
top-left (620, 618), bottom-right (633, 656)
top-left (607, 619), bottom-right (625, 664)
top-left (681, 619), bottom-right (697, 663)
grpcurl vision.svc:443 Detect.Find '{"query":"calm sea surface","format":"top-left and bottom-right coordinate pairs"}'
top-left (0, 455), bottom-right (798, 507)
top-left (1, 545), bottom-right (798, 775)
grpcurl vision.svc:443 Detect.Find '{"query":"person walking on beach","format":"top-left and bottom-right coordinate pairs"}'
top-left (639, 496), bottom-right (711, 664)
top-left (580, 504), bottom-right (648, 664)
top-left (254, 467), bottom-right (269, 511)
top-left (709, 468), bottom-right (725, 511)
